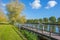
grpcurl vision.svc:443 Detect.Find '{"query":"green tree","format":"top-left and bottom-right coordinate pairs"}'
top-left (57, 17), bottom-right (60, 24)
top-left (30, 19), bottom-right (34, 23)
top-left (33, 19), bottom-right (38, 23)
top-left (26, 20), bottom-right (30, 23)
top-left (43, 18), bottom-right (48, 23)
top-left (6, 0), bottom-right (25, 24)
top-left (49, 16), bottom-right (56, 23)
top-left (39, 18), bottom-right (43, 23)
top-left (26, 19), bottom-right (34, 24)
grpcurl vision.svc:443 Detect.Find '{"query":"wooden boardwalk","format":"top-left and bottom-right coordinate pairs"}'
top-left (21, 26), bottom-right (60, 40)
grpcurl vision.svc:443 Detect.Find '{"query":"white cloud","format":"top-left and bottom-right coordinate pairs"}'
top-left (30, 0), bottom-right (42, 9)
top-left (45, 1), bottom-right (57, 9)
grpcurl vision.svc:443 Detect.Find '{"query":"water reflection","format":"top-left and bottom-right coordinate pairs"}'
top-left (49, 25), bottom-right (56, 33)
top-left (44, 25), bottom-right (48, 31)
top-left (58, 25), bottom-right (60, 35)
top-left (38, 24), bottom-right (60, 34)
top-left (39, 24), bottom-right (43, 30)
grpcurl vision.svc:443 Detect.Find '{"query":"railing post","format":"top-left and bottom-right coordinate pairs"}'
top-left (49, 25), bottom-right (52, 36)
top-left (42, 25), bottom-right (44, 33)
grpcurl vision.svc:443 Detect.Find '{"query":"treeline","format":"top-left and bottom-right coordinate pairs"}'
top-left (26, 16), bottom-right (60, 24)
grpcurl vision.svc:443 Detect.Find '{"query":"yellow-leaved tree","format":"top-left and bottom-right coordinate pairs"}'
top-left (6, 0), bottom-right (26, 24)
top-left (17, 16), bottom-right (26, 24)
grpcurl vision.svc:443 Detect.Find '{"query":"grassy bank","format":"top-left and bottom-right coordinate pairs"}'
top-left (0, 25), bottom-right (23, 40)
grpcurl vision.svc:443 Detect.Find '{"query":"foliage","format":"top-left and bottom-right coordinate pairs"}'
top-left (26, 19), bottom-right (39, 24)
top-left (49, 16), bottom-right (56, 23)
top-left (0, 12), bottom-right (7, 22)
top-left (33, 19), bottom-right (38, 23)
top-left (26, 16), bottom-right (60, 24)
top-left (39, 18), bottom-right (43, 23)
top-left (17, 16), bottom-right (26, 24)
top-left (43, 18), bottom-right (48, 23)
top-left (57, 17), bottom-right (60, 24)
top-left (6, 1), bottom-right (26, 24)
top-left (26, 19), bottom-right (33, 23)
top-left (20, 30), bottom-right (38, 40)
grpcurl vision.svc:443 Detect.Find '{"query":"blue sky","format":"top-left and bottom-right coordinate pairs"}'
top-left (2, 0), bottom-right (60, 19)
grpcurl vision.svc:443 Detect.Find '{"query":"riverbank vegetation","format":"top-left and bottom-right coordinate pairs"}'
top-left (20, 30), bottom-right (38, 40)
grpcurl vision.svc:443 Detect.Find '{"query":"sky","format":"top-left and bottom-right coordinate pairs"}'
top-left (1, 0), bottom-right (60, 19)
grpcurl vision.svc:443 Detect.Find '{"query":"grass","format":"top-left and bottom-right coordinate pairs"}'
top-left (20, 30), bottom-right (38, 40)
top-left (0, 24), bottom-right (23, 40)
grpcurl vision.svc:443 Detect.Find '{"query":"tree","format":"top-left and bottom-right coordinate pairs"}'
top-left (39, 18), bottom-right (43, 23)
top-left (26, 20), bottom-right (30, 23)
top-left (33, 19), bottom-right (38, 23)
top-left (17, 16), bottom-right (26, 24)
top-left (6, 0), bottom-right (25, 24)
top-left (26, 19), bottom-right (34, 24)
top-left (57, 17), bottom-right (60, 24)
top-left (43, 18), bottom-right (48, 23)
top-left (49, 16), bottom-right (56, 23)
